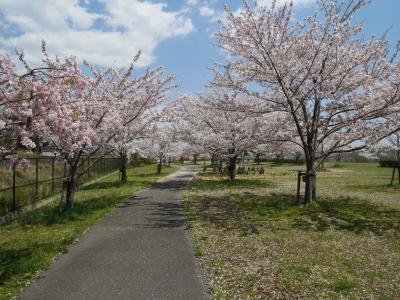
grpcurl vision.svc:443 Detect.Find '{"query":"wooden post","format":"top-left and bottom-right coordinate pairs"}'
top-left (87, 157), bottom-right (90, 179)
top-left (12, 162), bottom-right (16, 211)
top-left (35, 157), bottom-right (39, 201)
top-left (51, 154), bottom-right (55, 192)
top-left (392, 166), bottom-right (400, 185)
top-left (297, 171), bottom-right (301, 205)
top-left (391, 167), bottom-right (396, 185)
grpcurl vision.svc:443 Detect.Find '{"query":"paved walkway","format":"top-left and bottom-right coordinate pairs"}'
top-left (19, 167), bottom-right (209, 300)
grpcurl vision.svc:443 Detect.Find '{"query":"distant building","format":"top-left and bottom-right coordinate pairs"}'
top-left (41, 145), bottom-right (59, 157)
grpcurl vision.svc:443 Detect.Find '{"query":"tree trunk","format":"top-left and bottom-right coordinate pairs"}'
top-left (193, 154), bottom-right (198, 165)
top-left (218, 157), bottom-right (223, 174)
top-left (65, 164), bottom-right (77, 210)
top-left (157, 155), bottom-right (162, 174)
top-left (256, 153), bottom-right (260, 165)
top-left (227, 155), bottom-right (238, 182)
top-left (120, 149), bottom-right (128, 183)
top-left (304, 159), bottom-right (316, 203)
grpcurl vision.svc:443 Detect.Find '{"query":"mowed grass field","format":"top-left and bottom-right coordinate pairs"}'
top-left (0, 164), bottom-right (178, 300)
top-left (184, 162), bottom-right (400, 299)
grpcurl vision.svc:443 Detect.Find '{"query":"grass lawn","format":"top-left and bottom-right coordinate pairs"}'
top-left (0, 164), bottom-right (178, 300)
top-left (184, 162), bottom-right (400, 299)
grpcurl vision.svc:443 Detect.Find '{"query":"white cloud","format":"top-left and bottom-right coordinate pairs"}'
top-left (199, 6), bottom-right (215, 17)
top-left (0, 0), bottom-right (195, 67)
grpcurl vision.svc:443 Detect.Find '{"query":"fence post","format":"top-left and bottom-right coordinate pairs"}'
top-left (52, 154), bottom-right (55, 192)
top-left (87, 157), bottom-right (90, 180)
top-left (391, 167), bottom-right (396, 185)
top-left (12, 162), bottom-right (16, 211)
top-left (297, 171), bottom-right (301, 205)
top-left (35, 157), bottom-right (39, 201)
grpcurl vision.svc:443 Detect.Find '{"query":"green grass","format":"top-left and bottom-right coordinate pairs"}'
top-left (0, 164), bottom-right (178, 300)
top-left (0, 158), bottom-right (123, 215)
top-left (0, 160), bottom-right (66, 215)
top-left (183, 162), bottom-right (400, 299)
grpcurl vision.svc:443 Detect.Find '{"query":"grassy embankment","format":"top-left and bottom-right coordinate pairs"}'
top-left (0, 164), bottom-right (178, 300)
top-left (184, 162), bottom-right (400, 299)
top-left (0, 158), bottom-right (119, 215)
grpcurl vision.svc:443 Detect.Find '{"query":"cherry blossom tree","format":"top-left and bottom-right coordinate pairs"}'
top-left (387, 133), bottom-right (400, 162)
top-left (101, 66), bottom-right (176, 183)
top-left (366, 131), bottom-right (400, 162)
top-left (0, 44), bottom-right (88, 165)
top-left (138, 126), bottom-right (179, 174)
top-left (59, 60), bottom-right (175, 208)
top-left (214, 0), bottom-right (400, 202)
top-left (174, 89), bottom-right (270, 181)
top-left (381, 113), bottom-right (400, 161)
top-left (1, 42), bottom-right (176, 209)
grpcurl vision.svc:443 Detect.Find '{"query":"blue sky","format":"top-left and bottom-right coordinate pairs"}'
top-left (0, 0), bottom-right (399, 96)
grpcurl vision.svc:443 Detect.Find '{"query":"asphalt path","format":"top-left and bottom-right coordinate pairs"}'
top-left (19, 166), bottom-right (209, 300)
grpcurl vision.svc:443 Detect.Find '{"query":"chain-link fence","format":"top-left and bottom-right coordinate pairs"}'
top-left (0, 156), bottom-right (121, 216)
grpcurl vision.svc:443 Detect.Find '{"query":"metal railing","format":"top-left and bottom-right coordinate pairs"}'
top-left (0, 156), bottom-right (121, 216)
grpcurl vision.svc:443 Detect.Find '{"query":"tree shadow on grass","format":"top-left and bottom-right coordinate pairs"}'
top-left (0, 241), bottom-right (57, 287)
top-left (81, 181), bottom-right (125, 190)
top-left (187, 187), bottom-right (400, 236)
top-left (189, 175), bottom-right (275, 191)
top-left (81, 177), bottom-right (158, 191)
top-left (17, 193), bottom-right (127, 226)
top-left (128, 172), bottom-right (160, 178)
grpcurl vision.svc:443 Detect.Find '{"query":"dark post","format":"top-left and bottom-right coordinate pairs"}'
top-left (87, 157), bottom-right (90, 179)
top-left (12, 162), bottom-right (16, 211)
top-left (391, 167), bottom-right (396, 185)
top-left (51, 154), bottom-right (55, 192)
top-left (391, 166), bottom-right (400, 185)
top-left (297, 171), bottom-right (301, 205)
top-left (35, 157), bottom-right (39, 201)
